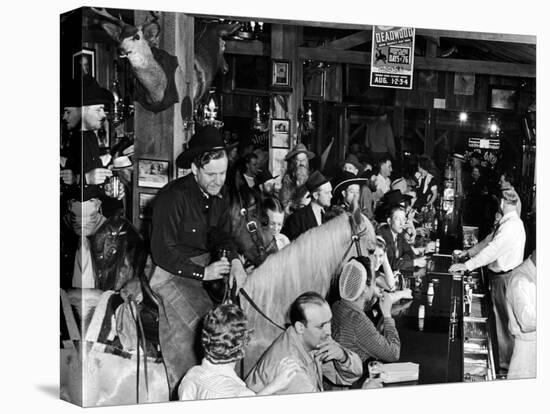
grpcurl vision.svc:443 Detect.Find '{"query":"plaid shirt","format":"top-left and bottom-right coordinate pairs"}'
top-left (331, 299), bottom-right (400, 362)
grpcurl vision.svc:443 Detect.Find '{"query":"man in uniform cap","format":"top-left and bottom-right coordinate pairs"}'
top-left (282, 171), bottom-right (332, 241)
top-left (279, 143), bottom-right (315, 214)
top-left (151, 125), bottom-right (248, 395)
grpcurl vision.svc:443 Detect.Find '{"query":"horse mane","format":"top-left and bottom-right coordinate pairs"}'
top-left (243, 213), bottom-right (353, 325)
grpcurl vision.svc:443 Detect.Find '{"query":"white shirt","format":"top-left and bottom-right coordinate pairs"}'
top-left (179, 359), bottom-right (255, 400)
top-left (243, 173), bottom-right (256, 188)
top-left (274, 233), bottom-right (291, 250)
top-left (375, 173), bottom-right (391, 195)
top-left (465, 210), bottom-right (525, 273)
top-left (310, 202), bottom-right (324, 226)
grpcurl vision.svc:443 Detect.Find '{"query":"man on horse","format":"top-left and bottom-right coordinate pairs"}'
top-left (150, 125), bottom-right (247, 397)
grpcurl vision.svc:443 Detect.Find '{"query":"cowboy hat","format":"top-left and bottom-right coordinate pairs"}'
top-left (256, 169), bottom-right (279, 186)
top-left (285, 143), bottom-right (315, 161)
top-left (333, 171), bottom-right (367, 195)
top-left (176, 126), bottom-right (228, 168)
top-left (341, 154), bottom-right (363, 172)
top-left (305, 170), bottom-right (329, 193)
top-left (112, 155), bottom-right (133, 170)
top-left (380, 189), bottom-right (413, 207)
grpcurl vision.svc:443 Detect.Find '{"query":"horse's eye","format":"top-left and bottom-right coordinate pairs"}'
top-left (133, 34), bottom-right (140, 41)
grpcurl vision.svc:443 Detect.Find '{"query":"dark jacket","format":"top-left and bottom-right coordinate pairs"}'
top-left (282, 203), bottom-right (319, 241)
top-left (150, 174), bottom-right (237, 279)
top-left (377, 224), bottom-right (415, 270)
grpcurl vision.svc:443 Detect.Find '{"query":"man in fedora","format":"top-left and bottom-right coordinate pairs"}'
top-left (341, 154), bottom-right (363, 176)
top-left (282, 171), bottom-right (332, 241)
top-left (332, 171), bottom-right (367, 213)
top-left (150, 125), bottom-right (248, 396)
top-left (257, 169), bottom-right (281, 199)
top-left (377, 203), bottom-right (426, 271)
top-left (279, 143), bottom-right (315, 215)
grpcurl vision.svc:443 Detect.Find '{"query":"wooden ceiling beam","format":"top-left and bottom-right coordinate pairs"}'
top-left (417, 29), bottom-right (535, 45)
top-left (323, 30), bottom-right (372, 49)
top-left (298, 47), bottom-right (535, 77)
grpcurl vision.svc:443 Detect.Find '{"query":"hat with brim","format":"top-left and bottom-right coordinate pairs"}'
top-left (122, 144), bottom-right (134, 156)
top-left (257, 169), bottom-right (279, 186)
top-left (285, 143), bottom-right (315, 161)
top-left (341, 154), bottom-right (363, 172)
top-left (359, 168), bottom-right (375, 180)
top-left (112, 156), bottom-right (133, 170)
top-left (82, 76), bottom-right (113, 107)
top-left (176, 125), bottom-right (228, 169)
top-left (305, 170), bottom-right (329, 193)
top-left (333, 171), bottom-right (367, 195)
top-left (380, 189), bottom-right (413, 207)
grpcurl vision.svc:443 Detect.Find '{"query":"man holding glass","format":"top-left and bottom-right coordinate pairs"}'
top-left (150, 126), bottom-right (248, 397)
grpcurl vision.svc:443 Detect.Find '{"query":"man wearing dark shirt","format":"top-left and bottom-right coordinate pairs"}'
top-left (150, 125), bottom-right (247, 396)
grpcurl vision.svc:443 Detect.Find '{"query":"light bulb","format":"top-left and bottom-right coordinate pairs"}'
top-left (459, 112), bottom-right (468, 122)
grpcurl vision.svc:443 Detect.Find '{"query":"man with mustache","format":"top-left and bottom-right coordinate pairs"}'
top-left (279, 143), bottom-right (315, 215)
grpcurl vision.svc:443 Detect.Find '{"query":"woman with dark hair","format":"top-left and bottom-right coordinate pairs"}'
top-left (179, 303), bottom-right (299, 400)
top-left (413, 156), bottom-right (439, 210)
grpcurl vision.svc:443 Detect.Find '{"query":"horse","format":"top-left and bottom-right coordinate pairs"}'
top-left (60, 215), bottom-right (169, 406)
top-left (240, 208), bottom-right (377, 376)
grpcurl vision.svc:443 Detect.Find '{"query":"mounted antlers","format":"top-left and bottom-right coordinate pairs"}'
top-left (91, 7), bottom-right (240, 113)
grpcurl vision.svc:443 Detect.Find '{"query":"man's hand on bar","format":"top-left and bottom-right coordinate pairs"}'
top-left (449, 263), bottom-right (467, 273)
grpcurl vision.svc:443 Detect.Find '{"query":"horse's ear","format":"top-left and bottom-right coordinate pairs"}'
top-left (352, 207), bottom-right (362, 228)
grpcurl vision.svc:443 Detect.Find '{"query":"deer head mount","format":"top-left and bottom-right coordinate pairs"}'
top-left (91, 8), bottom-right (240, 114)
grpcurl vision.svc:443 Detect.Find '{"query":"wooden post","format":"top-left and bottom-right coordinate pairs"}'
top-left (132, 11), bottom-right (194, 228)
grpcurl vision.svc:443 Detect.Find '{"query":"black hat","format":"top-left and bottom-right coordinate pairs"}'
top-left (257, 169), bottom-right (279, 186)
top-left (82, 76), bottom-right (113, 107)
top-left (62, 78), bottom-right (82, 107)
top-left (333, 171), bottom-right (367, 195)
top-left (359, 168), bottom-right (375, 180)
top-left (380, 189), bottom-right (413, 207)
top-left (176, 125), bottom-right (227, 168)
top-left (305, 171), bottom-right (329, 193)
top-left (341, 154), bottom-right (363, 172)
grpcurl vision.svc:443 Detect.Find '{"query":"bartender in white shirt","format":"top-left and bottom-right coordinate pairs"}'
top-left (449, 189), bottom-right (525, 371)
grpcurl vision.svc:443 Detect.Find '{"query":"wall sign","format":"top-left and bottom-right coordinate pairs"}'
top-left (370, 26), bottom-right (415, 89)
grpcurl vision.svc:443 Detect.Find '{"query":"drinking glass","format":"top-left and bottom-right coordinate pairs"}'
top-left (368, 361), bottom-right (383, 380)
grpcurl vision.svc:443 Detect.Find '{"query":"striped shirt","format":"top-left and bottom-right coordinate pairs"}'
top-left (331, 299), bottom-right (400, 362)
top-left (179, 359), bottom-right (255, 400)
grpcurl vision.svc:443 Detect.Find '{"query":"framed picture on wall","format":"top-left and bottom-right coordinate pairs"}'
top-left (272, 59), bottom-right (291, 88)
top-left (72, 48), bottom-right (95, 79)
top-left (489, 86), bottom-right (518, 111)
top-left (138, 192), bottom-right (157, 220)
top-left (270, 118), bottom-right (291, 149)
top-left (138, 159), bottom-right (170, 188)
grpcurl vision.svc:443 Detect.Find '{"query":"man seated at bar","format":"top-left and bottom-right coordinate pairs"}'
top-left (179, 303), bottom-right (300, 400)
top-left (332, 256), bottom-right (403, 365)
top-left (449, 189), bottom-right (525, 371)
top-left (377, 207), bottom-right (426, 271)
top-left (246, 292), bottom-right (363, 395)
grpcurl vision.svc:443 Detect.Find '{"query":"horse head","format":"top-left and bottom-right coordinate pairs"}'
top-left (349, 208), bottom-right (378, 256)
top-left (90, 213), bottom-right (147, 292)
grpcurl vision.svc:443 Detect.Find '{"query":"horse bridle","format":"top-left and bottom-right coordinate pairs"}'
top-left (342, 214), bottom-right (369, 261)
